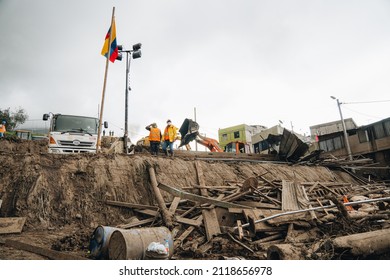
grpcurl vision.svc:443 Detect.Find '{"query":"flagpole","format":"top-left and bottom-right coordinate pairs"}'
top-left (96, 6), bottom-right (115, 152)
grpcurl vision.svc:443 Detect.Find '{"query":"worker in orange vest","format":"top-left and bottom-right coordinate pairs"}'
top-left (162, 119), bottom-right (178, 157)
top-left (0, 120), bottom-right (6, 138)
top-left (145, 123), bottom-right (162, 156)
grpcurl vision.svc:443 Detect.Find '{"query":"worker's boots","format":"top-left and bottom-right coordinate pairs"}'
top-left (170, 151), bottom-right (174, 158)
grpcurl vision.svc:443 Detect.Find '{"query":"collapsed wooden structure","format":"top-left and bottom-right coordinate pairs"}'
top-left (105, 158), bottom-right (390, 260)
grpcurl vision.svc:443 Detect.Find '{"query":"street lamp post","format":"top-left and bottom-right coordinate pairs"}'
top-left (330, 96), bottom-right (353, 161)
top-left (118, 43), bottom-right (142, 153)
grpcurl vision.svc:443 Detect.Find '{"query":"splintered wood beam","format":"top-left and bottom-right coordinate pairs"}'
top-left (148, 166), bottom-right (174, 229)
top-left (157, 183), bottom-right (251, 209)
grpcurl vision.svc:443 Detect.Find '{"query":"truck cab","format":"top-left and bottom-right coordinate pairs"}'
top-left (43, 113), bottom-right (106, 153)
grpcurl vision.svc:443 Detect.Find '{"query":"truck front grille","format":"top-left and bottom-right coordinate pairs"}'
top-left (58, 140), bottom-right (94, 147)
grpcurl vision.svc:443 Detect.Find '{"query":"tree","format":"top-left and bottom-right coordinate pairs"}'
top-left (0, 107), bottom-right (29, 131)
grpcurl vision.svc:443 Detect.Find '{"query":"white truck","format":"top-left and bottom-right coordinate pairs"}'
top-left (43, 113), bottom-right (107, 153)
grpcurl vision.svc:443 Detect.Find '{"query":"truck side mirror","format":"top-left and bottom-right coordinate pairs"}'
top-left (104, 121), bottom-right (108, 129)
top-left (43, 114), bottom-right (49, 121)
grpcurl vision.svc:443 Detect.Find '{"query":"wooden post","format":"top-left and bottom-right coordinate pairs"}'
top-left (324, 228), bottom-right (390, 257)
top-left (148, 166), bottom-right (174, 229)
top-left (96, 6), bottom-right (115, 152)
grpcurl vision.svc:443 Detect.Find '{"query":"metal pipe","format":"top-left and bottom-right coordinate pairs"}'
top-left (331, 97), bottom-right (353, 161)
top-left (232, 197), bottom-right (390, 231)
top-left (124, 51), bottom-right (130, 153)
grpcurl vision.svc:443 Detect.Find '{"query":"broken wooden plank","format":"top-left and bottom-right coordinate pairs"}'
top-left (169, 197), bottom-right (181, 214)
top-left (282, 180), bottom-right (300, 211)
top-left (236, 220), bottom-right (244, 240)
top-left (105, 200), bottom-right (159, 211)
top-left (0, 217), bottom-right (26, 234)
top-left (134, 209), bottom-right (160, 217)
top-left (195, 241), bottom-right (213, 255)
top-left (157, 183), bottom-right (251, 209)
top-left (118, 217), bottom-right (156, 229)
top-left (175, 216), bottom-right (202, 227)
top-left (203, 209), bottom-right (221, 241)
top-left (243, 209), bottom-right (281, 233)
top-left (4, 239), bottom-right (87, 260)
top-left (174, 216), bottom-right (203, 247)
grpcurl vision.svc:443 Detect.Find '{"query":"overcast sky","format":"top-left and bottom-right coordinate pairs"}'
top-left (1, 0), bottom-right (389, 142)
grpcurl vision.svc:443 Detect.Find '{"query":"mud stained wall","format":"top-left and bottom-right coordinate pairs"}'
top-left (0, 152), bottom-right (355, 230)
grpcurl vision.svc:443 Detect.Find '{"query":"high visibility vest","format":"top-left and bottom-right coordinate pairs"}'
top-left (149, 127), bottom-right (161, 142)
top-left (0, 124), bottom-right (5, 133)
top-left (164, 125), bottom-right (177, 142)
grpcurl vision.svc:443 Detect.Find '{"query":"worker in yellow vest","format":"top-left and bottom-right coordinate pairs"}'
top-left (0, 120), bottom-right (6, 138)
top-left (162, 119), bottom-right (178, 157)
top-left (145, 123), bottom-right (162, 156)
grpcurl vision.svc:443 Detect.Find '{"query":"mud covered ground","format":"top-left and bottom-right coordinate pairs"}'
top-left (0, 138), bottom-right (389, 260)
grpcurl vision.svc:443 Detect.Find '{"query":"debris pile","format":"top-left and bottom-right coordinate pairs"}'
top-left (102, 160), bottom-right (390, 260)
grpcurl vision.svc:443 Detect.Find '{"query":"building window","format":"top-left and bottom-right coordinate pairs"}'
top-left (358, 130), bottom-right (369, 143)
top-left (319, 136), bottom-right (344, 152)
top-left (222, 133), bottom-right (228, 141)
top-left (373, 123), bottom-right (385, 139)
top-left (234, 131), bottom-right (240, 139)
top-left (333, 136), bottom-right (343, 150)
top-left (384, 120), bottom-right (390, 136)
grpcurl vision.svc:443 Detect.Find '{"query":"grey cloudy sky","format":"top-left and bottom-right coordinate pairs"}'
top-left (1, 0), bottom-right (389, 142)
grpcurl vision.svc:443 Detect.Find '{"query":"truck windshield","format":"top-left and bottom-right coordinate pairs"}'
top-left (53, 115), bottom-right (99, 134)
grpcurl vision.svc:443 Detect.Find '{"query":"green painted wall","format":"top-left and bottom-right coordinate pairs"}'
top-left (218, 124), bottom-right (247, 149)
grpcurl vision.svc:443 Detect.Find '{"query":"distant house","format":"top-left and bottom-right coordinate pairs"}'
top-left (310, 117), bottom-right (390, 178)
top-left (310, 118), bottom-right (357, 140)
top-left (252, 125), bottom-right (310, 161)
top-left (252, 124), bottom-right (284, 154)
top-left (218, 124), bottom-right (267, 153)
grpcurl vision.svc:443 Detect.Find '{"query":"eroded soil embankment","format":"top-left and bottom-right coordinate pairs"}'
top-left (0, 150), bottom-right (353, 231)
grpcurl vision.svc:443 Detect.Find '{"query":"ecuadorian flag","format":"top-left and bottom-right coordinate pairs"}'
top-left (101, 18), bottom-right (118, 63)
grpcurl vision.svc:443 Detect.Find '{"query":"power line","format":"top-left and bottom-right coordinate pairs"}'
top-left (343, 99), bottom-right (390, 104)
top-left (342, 105), bottom-right (384, 120)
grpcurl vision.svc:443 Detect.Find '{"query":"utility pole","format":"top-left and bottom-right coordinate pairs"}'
top-left (194, 107), bottom-right (198, 151)
top-left (331, 96), bottom-right (353, 161)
